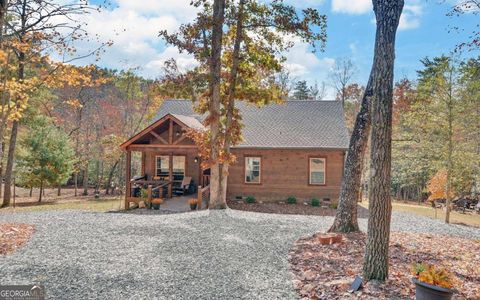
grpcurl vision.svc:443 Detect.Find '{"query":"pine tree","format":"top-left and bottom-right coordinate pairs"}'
top-left (292, 80), bottom-right (311, 100)
top-left (16, 116), bottom-right (76, 202)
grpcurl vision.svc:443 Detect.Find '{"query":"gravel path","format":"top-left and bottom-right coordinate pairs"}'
top-left (0, 209), bottom-right (478, 299)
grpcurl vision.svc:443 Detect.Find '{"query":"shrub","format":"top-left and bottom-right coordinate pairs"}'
top-left (329, 202), bottom-right (338, 209)
top-left (311, 198), bottom-right (320, 207)
top-left (140, 188), bottom-right (148, 199)
top-left (287, 196), bottom-right (297, 204)
top-left (245, 196), bottom-right (256, 203)
top-left (411, 263), bottom-right (455, 289)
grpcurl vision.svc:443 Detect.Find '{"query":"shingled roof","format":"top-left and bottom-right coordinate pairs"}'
top-left (154, 100), bottom-right (350, 150)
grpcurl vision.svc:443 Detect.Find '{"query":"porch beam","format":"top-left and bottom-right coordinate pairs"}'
top-left (173, 134), bottom-right (187, 145)
top-left (127, 144), bottom-right (197, 151)
top-left (150, 130), bottom-right (168, 144)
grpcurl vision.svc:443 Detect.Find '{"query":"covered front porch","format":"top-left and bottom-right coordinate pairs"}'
top-left (120, 113), bottom-right (210, 210)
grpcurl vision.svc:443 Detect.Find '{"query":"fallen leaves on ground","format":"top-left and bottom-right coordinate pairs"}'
top-left (0, 223), bottom-right (35, 255)
top-left (288, 232), bottom-right (480, 299)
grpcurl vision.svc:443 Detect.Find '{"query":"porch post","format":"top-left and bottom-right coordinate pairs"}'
top-left (125, 149), bottom-right (131, 210)
top-left (141, 152), bottom-right (145, 175)
top-left (168, 152), bottom-right (173, 198)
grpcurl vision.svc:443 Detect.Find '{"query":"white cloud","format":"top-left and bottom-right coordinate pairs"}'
top-left (398, 4), bottom-right (423, 30)
top-left (349, 42), bottom-right (358, 55)
top-left (332, 0), bottom-right (424, 31)
top-left (331, 0), bottom-right (371, 14)
top-left (144, 47), bottom-right (198, 77)
top-left (281, 37), bottom-right (336, 98)
top-left (368, 1), bottom-right (423, 31)
top-left (283, 37), bottom-right (335, 77)
top-left (52, 0), bottom-right (199, 78)
top-left (284, 0), bottom-right (326, 8)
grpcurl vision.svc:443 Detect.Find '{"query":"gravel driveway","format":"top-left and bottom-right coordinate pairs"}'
top-left (1, 209), bottom-right (478, 299)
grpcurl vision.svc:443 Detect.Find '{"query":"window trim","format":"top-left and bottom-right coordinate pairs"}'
top-left (244, 156), bottom-right (262, 185)
top-left (308, 156), bottom-right (326, 186)
top-left (155, 155), bottom-right (170, 178)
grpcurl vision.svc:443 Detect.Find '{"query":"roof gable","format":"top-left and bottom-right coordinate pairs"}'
top-left (120, 113), bottom-right (204, 149)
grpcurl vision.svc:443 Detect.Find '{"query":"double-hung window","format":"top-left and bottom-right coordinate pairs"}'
top-left (309, 157), bottom-right (326, 185)
top-left (245, 157), bottom-right (261, 184)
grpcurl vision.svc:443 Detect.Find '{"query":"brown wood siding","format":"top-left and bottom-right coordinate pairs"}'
top-left (227, 148), bottom-right (345, 202)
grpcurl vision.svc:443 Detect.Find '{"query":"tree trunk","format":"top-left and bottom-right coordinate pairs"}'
top-left (0, 1), bottom-right (7, 43)
top-left (2, 120), bottom-right (18, 207)
top-left (445, 83), bottom-right (454, 224)
top-left (221, 0), bottom-right (245, 202)
top-left (0, 0), bottom-right (8, 202)
top-left (74, 172), bottom-right (78, 197)
top-left (95, 159), bottom-right (100, 193)
top-left (2, 1), bottom-right (26, 208)
top-left (0, 144), bottom-right (3, 200)
top-left (38, 180), bottom-right (43, 202)
top-left (105, 160), bottom-right (119, 195)
top-left (82, 164), bottom-right (88, 196)
top-left (329, 78), bottom-right (373, 232)
top-left (29, 186), bottom-right (32, 197)
top-left (57, 185), bottom-right (61, 196)
top-left (207, 0), bottom-right (226, 209)
top-left (362, 0), bottom-right (403, 282)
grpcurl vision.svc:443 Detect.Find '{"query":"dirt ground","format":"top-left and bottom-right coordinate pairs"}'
top-left (0, 223), bottom-right (35, 255)
top-left (289, 231), bottom-right (480, 299)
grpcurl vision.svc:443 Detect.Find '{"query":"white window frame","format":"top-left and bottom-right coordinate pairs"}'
top-left (244, 156), bottom-right (261, 184)
top-left (309, 157), bottom-right (326, 185)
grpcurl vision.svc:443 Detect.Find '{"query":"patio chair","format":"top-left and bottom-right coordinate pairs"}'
top-left (173, 176), bottom-right (192, 196)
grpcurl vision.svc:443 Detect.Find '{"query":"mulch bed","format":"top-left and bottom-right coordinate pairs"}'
top-left (0, 223), bottom-right (35, 255)
top-left (289, 232), bottom-right (480, 299)
top-left (227, 200), bottom-right (369, 218)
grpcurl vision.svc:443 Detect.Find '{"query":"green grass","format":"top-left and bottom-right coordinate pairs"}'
top-left (0, 198), bottom-right (123, 213)
top-left (359, 200), bottom-right (480, 227)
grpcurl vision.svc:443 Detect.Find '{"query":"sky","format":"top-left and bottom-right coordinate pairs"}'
top-left (69, 0), bottom-right (478, 98)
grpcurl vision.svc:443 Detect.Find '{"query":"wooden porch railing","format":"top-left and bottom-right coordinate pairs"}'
top-left (125, 181), bottom-right (172, 209)
top-left (197, 185), bottom-right (210, 209)
top-left (201, 175), bottom-right (210, 188)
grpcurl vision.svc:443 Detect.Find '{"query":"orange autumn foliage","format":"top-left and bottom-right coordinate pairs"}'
top-left (427, 170), bottom-right (455, 201)
top-left (411, 263), bottom-right (455, 289)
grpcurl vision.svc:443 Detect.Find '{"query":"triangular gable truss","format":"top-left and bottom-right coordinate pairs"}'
top-left (120, 114), bottom-right (199, 149)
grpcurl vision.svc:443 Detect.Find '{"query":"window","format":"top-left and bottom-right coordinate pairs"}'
top-left (155, 155), bottom-right (185, 181)
top-left (172, 156), bottom-right (185, 182)
top-left (309, 157), bottom-right (326, 185)
top-left (245, 157), bottom-right (261, 184)
top-left (156, 156), bottom-right (170, 178)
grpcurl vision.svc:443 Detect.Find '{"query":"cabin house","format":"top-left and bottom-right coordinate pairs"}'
top-left (120, 100), bottom-right (349, 209)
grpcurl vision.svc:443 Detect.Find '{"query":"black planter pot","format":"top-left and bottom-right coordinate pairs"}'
top-left (152, 203), bottom-right (161, 210)
top-left (413, 279), bottom-right (454, 300)
top-left (190, 204), bottom-right (197, 210)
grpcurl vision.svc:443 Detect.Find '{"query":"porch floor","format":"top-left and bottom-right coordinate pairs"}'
top-left (161, 195), bottom-right (196, 212)
top-left (130, 194), bottom-right (199, 214)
